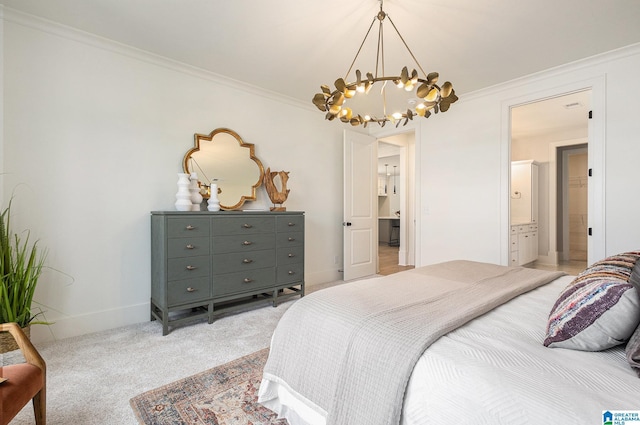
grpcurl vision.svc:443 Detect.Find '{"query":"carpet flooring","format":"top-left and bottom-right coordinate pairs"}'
top-left (130, 348), bottom-right (286, 425)
top-left (4, 299), bottom-right (298, 425)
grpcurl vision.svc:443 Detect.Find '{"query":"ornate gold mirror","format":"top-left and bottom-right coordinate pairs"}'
top-left (183, 128), bottom-right (264, 210)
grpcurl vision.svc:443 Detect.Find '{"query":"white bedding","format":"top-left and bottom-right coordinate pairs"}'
top-left (260, 275), bottom-right (640, 425)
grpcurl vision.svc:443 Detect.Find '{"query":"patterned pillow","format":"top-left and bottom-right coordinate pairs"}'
top-left (627, 324), bottom-right (640, 377)
top-left (627, 259), bottom-right (640, 376)
top-left (543, 252), bottom-right (640, 351)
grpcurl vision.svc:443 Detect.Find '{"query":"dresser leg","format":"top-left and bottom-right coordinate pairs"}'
top-left (162, 309), bottom-right (169, 336)
top-left (208, 302), bottom-right (214, 324)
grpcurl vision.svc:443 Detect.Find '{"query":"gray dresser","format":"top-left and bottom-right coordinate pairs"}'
top-left (150, 211), bottom-right (304, 335)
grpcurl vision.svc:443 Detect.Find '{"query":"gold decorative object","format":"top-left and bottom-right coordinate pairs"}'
top-left (264, 168), bottom-right (290, 211)
top-left (312, 0), bottom-right (458, 127)
top-left (183, 128), bottom-right (264, 210)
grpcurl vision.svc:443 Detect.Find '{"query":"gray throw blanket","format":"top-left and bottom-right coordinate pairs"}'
top-left (261, 260), bottom-right (564, 425)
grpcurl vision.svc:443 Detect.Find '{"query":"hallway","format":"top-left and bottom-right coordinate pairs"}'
top-left (378, 244), bottom-right (585, 277)
top-left (525, 259), bottom-right (586, 276)
top-left (378, 243), bottom-right (414, 276)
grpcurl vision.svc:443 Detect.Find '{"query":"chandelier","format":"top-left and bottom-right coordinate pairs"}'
top-left (312, 0), bottom-right (458, 127)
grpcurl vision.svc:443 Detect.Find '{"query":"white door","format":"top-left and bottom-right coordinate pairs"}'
top-left (343, 130), bottom-right (377, 281)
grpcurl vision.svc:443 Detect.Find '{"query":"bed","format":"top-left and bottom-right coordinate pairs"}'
top-left (258, 257), bottom-right (640, 425)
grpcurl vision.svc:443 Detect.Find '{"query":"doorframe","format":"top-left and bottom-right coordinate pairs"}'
top-left (370, 124), bottom-right (419, 267)
top-left (501, 76), bottom-right (606, 266)
top-left (546, 140), bottom-right (588, 265)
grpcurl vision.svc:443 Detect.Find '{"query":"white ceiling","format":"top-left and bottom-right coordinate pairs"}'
top-left (3, 0), bottom-right (640, 135)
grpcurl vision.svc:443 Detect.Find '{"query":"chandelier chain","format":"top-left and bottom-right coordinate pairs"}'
top-left (344, 16), bottom-right (377, 80)
top-left (386, 15), bottom-right (429, 79)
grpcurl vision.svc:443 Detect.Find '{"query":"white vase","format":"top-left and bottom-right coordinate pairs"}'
top-left (189, 173), bottom-right (203, 211)
top-left (175, 173), bottom-right (192, 211)
top-left (207, 183), bottom-right (221, 212)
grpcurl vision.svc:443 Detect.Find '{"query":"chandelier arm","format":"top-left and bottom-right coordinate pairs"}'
top-left (344, 16), bottom-right (378, 80)
top-left (386, 14), bottom-right (429, 79)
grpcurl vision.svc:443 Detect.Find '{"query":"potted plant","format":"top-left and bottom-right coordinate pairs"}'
top-left (0, 200), bottom-right (47, 352)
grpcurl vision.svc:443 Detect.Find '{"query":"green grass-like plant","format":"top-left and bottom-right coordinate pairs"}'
top-left (0, 200), bottom-right (47, 327)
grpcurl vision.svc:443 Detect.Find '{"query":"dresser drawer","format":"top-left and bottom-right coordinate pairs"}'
top-left (277, 263), bottom-right (304, 285)
top-left (168, 236), bottom-right (210, 258)
top-left (510, 235), bottom-right (518, 252)
top-left (168, 256), bottom-right (210, 280)
top-left (212, 234), bottom-right (276, 254)
top-left (168, 277), bottom-right (210, 305)
top-left (213, 267), bottom-right (276, 297)
top-left (277, 246), bottom-right (304, 265)
top-left (277, 215), bottom-right (304, 232)
top-left (151, 211), bottom-right (304, 335)
top-left (212, 249), bottom-right (276, 275)
top-left (212, 216), bottom-right (275, 236)
top-left (276, 231), bottom-right (304, 248)
top-left (167, 217), bottom-right (210, 238)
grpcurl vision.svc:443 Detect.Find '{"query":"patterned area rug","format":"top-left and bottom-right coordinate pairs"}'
top-left (130, 348), bottom-right (287, 425)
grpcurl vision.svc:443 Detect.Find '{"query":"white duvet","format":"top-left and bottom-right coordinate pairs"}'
top-left (260, 275), bottom-right (640, 425)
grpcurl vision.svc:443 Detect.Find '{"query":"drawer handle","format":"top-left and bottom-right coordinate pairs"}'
top-left (243, 223), bottom-right (253, 229)
top-left (288, 222), bottom-right (296, 227)
top-left (288, 270), bottom-right (295, 275)
top-left (186, 225), bottom-right (195, 230)
top-left (243, 258), bottom-right (253, 264)
top-left (242, 240), bottom-right (253, 246)
top-left (186, 244), bottom-right (194, 249)
top-left (186, 265), bottom-right (197, 270)
top-left (288, 253), bottom-right (295, 258)
top-left (243, 278), bottom-right (253, 283)
top-left (186, 287), bottom-right (196, 292)
top-left (288, 237), bottom-right (295, 242)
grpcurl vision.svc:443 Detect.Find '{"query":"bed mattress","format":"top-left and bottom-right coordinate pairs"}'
top-left (260, 275), bottom-right (640, 425)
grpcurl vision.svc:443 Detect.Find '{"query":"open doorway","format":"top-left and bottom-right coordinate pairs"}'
top-left (376, 134), bottom-right (415, 276)
top-left (510, 90), bottom-right (590, 275)
top-left (559, 144), bottom-right (588, 262)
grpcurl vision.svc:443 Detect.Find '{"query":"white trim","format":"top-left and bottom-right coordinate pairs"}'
top-left (502, 76), bottom-right (606, 266)
top-left (465, 42), bottom-right (638, 102)
top-left (2, 7), bottom-right (313, 113)
top-left (545, 138), bottom-right (588, 265)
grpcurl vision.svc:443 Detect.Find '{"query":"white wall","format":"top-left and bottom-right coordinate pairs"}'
top-left (1, 10), bottom-right (345, 341)
top-left (5, 8), bottom-right (640, 342)
top-left (417, 43), bottom-right (640, 266)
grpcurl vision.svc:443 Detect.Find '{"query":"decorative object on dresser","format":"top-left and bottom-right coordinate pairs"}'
top-left (174, 173), bottom-right (193, 211)
top-left (150, 211), bottom-right (305, 335)
top-left (263, 168), bottom-right (290, 212)
top-left (207, 183), bottom-right (221, 212)
top-left (183, 128), bottom-right (264, 210)
top-left (188, 172), bottom-right (203, 211)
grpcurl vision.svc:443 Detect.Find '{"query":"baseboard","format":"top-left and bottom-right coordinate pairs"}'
top-left (305, 268), bottom-right (343, 286)
top-left (399, 249), bottom-right (408, 266)
top-left (30, 302), bottom-right (149, 343)
top-left (536, 251), bottom-right (559, 266)
top-left (30, 268), bottom-right (342, 343)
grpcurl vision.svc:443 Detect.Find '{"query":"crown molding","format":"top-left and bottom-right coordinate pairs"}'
top-left (460, 42), bottom-right (640, 102)
top-left (2, 7), bottom-right (315, 113)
